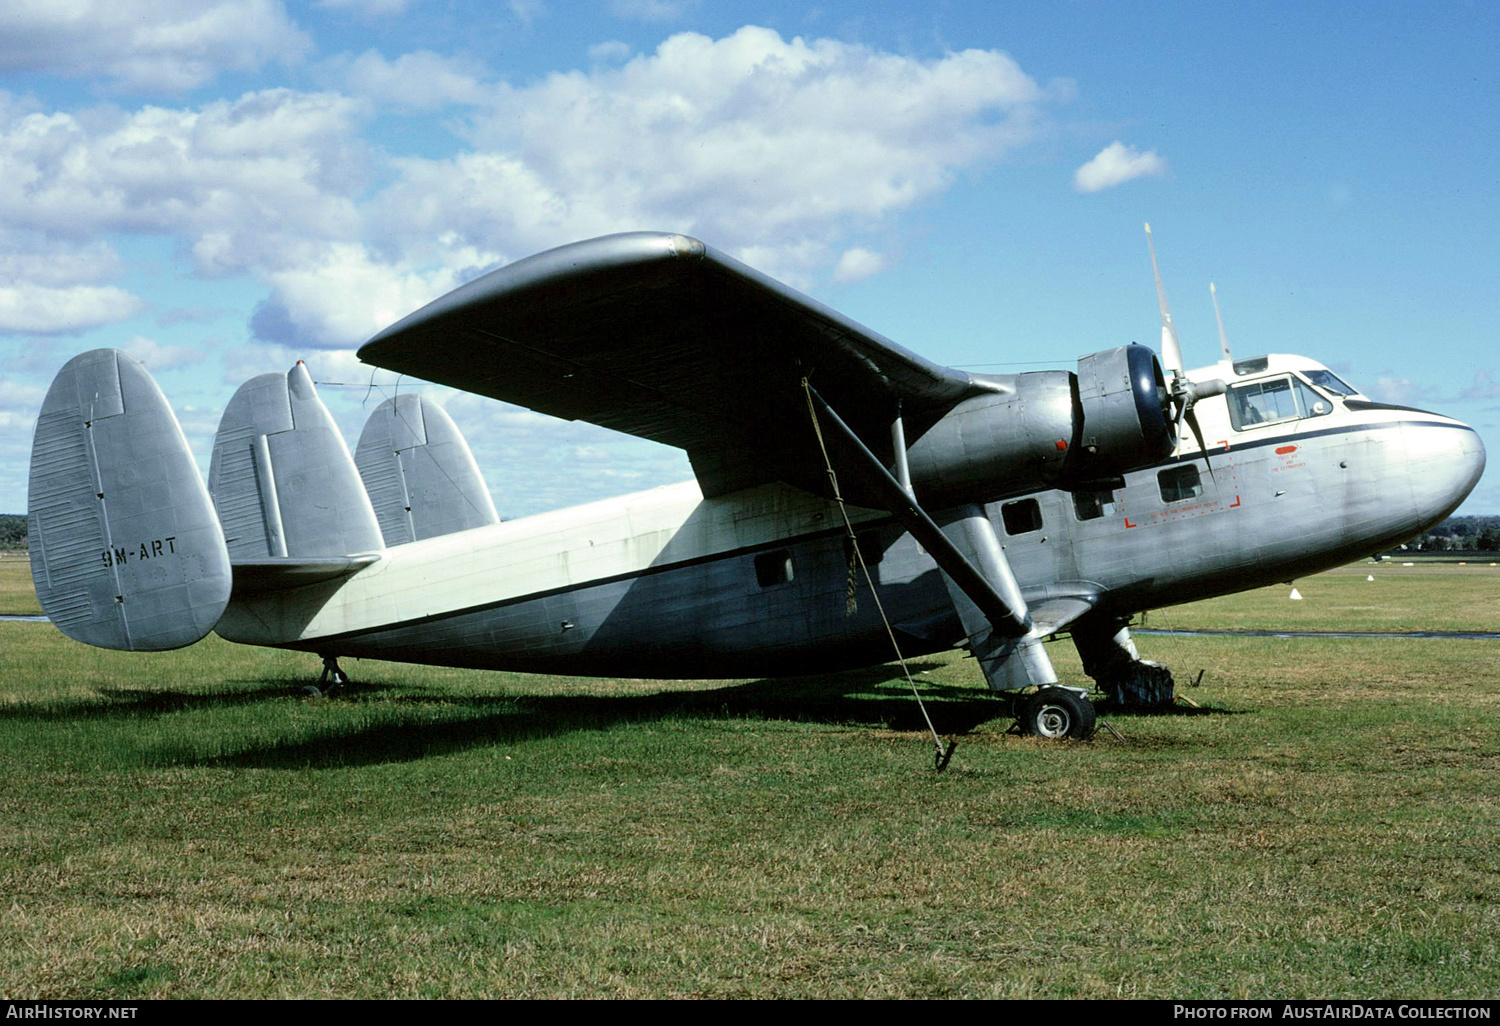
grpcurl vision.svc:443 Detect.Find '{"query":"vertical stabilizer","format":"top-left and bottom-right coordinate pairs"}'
top-left (27, 350), bottom-right (231, 650)
top-left (209, 362), bottom-right (383, 558)
top-left (355, 394), bottom-right (499, 546)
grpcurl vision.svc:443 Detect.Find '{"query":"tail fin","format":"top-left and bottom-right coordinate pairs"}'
top-left (354, 394), bottom-right (499, 546)
top-left (209, 362), bottom-right (383, 558)
top-left (27, 350), bottom-right (231, 650)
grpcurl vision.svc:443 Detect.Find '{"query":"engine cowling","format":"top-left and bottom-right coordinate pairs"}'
top-left (905, 344), bottom-right (1173, 506)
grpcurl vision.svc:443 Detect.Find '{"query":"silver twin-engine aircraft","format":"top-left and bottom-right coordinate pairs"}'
top-left (26, 229), bottom-right (1486, 739)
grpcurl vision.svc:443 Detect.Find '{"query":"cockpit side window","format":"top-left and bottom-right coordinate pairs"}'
top-left (1228, 375), bottom-right (1333, 430)
top-left (1305, 369), bottom-right (1359, 396)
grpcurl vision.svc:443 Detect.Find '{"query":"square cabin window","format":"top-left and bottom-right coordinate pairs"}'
top-left (1158, 465), bottom-right (1203, 503)
top-left (754, 550), bottom-right (794, 587)
top-left (1072, 487), bottom-right (1119, 522)
top-left (1001, 498), bottom-right (1043, 535)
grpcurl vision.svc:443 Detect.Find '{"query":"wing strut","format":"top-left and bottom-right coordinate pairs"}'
top-left (802, 383), bottom-right (1059, 692)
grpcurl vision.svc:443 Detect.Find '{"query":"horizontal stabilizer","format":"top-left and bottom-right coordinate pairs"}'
top-left (27, 350), bottom-right (231, 650)
top-left (209, 363), bottom-right (383, 559)
top-left (355, 394), bottom-right (499, 546)
top-left (230, 554), bottom-right (380, 596)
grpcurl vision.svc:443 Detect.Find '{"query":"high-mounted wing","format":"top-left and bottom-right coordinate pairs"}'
top-left (357, 232), bottom-right (991, 498)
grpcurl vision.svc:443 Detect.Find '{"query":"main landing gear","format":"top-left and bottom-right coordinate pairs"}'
top-left (304, 656), bottom-right (349, 697)
top-left (1015, 686), bottom-right (1097, 740)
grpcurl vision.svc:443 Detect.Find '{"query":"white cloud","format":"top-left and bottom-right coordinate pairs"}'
top-left (0, 26), bottom-right (1062, 363)
top-left (833, 247), bottom-right (888, 283)
top-left (508, 0), bottom-right (546, 27)
top-left (334, 50), bottom-right (493, 110)
top-left (0, 283), bottom-right (143, 335)
top-left (0, 0), bottom-right (311, 93)
top-left (1371, 376), bottom-right (1437, 405)
top-left (1073, 140), bottom-right (1167, 194)
top-left (120, 335), bottom-right (206, 371)
top-left (0, 90), bottom-right (366, 272)
top-left (316, 0), bottom-right (412, 14)
top-left (608, 0), bottom-right (698, 23)
top-left (1461, 371), bottom-right (1500, 401)
top-left (384, 27), bottom-right (1050, 270)
top-left (588, 40), bottom-right (633, 62)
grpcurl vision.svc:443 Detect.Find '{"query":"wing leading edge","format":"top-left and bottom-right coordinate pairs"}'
top-left (357, 232), bottom-right (992, 498)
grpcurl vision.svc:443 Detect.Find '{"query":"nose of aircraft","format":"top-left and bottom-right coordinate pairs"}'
top-left (1403, 418), bottom-right (1487, 522)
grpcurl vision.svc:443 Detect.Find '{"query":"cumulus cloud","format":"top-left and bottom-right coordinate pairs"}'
top-left (0, 90), bottom-right (365, 263)
top-left (0, 0), bottom-right (311, 93)
top-left (120, 335), bottom-right (206, 371)
top-left (316, 0), bottom-right (412, 14)
top-left (1460, 370), bottom-right (1500, 401)
top-left (333, 50), bottom-right (494, 110)
top-left (0, 283), bottom-right (143, 335)
top-left (383, 27), bottom-right (1050, 270)
top-left (833, 247), bottom-right (888, 283)
top-left (1073, 140), bottom-right (1167, 193)
top-left (588, 40), bottom-right (634, 62)
top-left (609, 0), bottom-right (698, 23)
top-left (0, 25), bottom-right (1062, 357)
top-left (1371, 376), bottom-right (1437, 405)
top-left (256, 242), bottom-right (498, 349)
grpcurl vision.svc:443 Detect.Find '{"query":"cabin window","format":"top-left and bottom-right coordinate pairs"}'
top-left (1227, 375), bottom-right (1334, 430)
top-left (1158, 465), bottom-right (1203, 503)
top-left (754, 550), bottom-right (794, 587)
top-left (1072, 486), bottom-right (1119, 521)
top-left (1001, 498), bottom-right (1043, 535)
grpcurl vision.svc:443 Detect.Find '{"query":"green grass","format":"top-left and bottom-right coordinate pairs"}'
top-left (0, 554), bottom-right (42, 615)
top-left (2, 560), bottom-right (1498, 997)
top-left (3, 599), bottom-right (1499, 998)
top-left (1151, 561), bottom-right (1500, 633)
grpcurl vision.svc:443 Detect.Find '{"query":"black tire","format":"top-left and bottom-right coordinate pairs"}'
top-left (1019, 687), bottom-right (1096, 740)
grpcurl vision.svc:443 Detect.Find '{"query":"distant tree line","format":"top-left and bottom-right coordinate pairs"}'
top-left (1393, 515), bottom-right (1500, 553)
top-left (0, 515), bottom-right (25, 551)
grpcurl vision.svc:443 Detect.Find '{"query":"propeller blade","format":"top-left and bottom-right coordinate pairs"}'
top-left (1145, 223), bottom-right (1184, 377)
top-left (1185, 406), bottom-right (1215, 482)
top-left (1210, 281), bottom-right (1232, 361)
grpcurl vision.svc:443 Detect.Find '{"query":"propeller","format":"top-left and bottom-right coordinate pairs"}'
top-left (1210, 281), bottom-right (1233, 362)
top-left (1144, 224), bottom-right (1225, 477)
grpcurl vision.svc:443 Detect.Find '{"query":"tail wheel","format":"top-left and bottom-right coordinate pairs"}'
top-left (1019, 687), bottom-right (1096, 740)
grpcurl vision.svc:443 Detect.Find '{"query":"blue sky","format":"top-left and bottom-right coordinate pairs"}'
top-left (2, 0), bottom-right (1496, 516)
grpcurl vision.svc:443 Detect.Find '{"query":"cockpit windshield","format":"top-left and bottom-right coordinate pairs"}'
top-left (1304, 369), bottom-right (1359, 396)
top-left (1227, 375), bottom-right (1333, 430)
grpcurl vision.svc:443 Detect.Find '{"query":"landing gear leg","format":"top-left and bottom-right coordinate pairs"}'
top-left (306, 656), bottom-right (349, 697)
top-left (1072, 617), bottom-right (1175, 708)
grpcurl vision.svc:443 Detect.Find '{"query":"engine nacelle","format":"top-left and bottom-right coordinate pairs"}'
top-left (906, 344), bottom-right (1173, 506)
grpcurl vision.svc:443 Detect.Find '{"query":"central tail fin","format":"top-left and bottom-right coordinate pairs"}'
top-left (209, 362), bottom-right (383, 559)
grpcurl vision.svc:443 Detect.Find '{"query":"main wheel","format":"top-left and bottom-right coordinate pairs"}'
top-left (1019, 687), bottom-right (1096, 740)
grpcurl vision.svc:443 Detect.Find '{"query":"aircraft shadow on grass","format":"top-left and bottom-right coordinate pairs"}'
top-left (4, 661), bottom-right (1237, 769)
top-left (162, 663), bottom-right (1235, 771)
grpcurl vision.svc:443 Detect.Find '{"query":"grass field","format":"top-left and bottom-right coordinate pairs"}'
top-left (1, 564), bottom-right (1497, 998)
top-left (0, 553), bottom-right (41, 615)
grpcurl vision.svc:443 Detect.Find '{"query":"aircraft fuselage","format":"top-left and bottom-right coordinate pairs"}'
top-left (215, 354), bottom-right (1486, 680)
